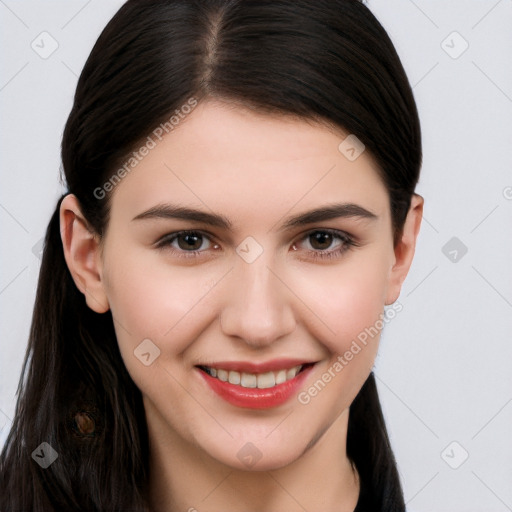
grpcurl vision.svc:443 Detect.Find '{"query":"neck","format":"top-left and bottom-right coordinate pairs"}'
top-left (147, 403), bottom-right (360, 512)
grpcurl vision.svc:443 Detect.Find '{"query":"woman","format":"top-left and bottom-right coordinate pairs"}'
top-left (0, 1), bottom-right (423, 510)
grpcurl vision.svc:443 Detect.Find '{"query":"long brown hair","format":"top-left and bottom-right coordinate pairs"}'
top-left (0, 1), bottom-right (421, 510)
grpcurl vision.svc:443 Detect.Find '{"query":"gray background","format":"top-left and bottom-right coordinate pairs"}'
top-left (1, 1), bottom-right (511, 510)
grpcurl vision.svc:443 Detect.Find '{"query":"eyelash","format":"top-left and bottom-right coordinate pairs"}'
top-left (154, 229), bottom-right (358, 261)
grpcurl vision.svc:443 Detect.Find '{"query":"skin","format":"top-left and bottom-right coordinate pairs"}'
top-left (60, 99), bottom-right (423, 512)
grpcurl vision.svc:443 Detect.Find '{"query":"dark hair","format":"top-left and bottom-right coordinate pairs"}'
top-left (0, 1), bottom-right (421, 510)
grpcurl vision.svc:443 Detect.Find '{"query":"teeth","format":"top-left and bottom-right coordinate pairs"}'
top-left (240, 372), bottom-right (257, 388)
top-left (257, 371), bottom-right (275, 389)
top-left (203, 365), bottom-right (303, 389)
top-left (275, 370), bottom-right (287, 385)
top-left (228, 370), bottom-right (240, 385)
top-left (286, 367), bottom-right (299, 379)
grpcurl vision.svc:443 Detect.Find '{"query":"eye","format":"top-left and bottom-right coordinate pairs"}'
top-left (305, 231), bottom-right (340, 251)
top-left (154, 228), bottom-right (357, 261)
top-left (154, 230), bottom-right (219, 258)
top-left (292, 229), bottom-right (357, 260)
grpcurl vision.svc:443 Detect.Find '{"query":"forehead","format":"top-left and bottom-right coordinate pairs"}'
top-left (108, 99), bottom-right (389, 228)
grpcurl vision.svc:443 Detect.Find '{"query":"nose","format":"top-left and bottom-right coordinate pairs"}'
top-left (220, 254), bottom-right (296, 348)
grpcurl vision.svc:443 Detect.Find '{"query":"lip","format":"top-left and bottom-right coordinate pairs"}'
top-left (196, 361), bottom-right (316, 409)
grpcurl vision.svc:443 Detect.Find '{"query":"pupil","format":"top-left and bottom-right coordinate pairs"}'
top-left (178, 234), bottom-right (202, 250)
top-left (310, 232), bottom-right (332, 250)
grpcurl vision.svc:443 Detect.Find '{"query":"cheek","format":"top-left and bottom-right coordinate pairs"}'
top-left (102, 250), bottom-right (220, 366)
top-left (292, 253), bottom-right (391, 416)
top-left (291, 250), bottom-right (390, 355)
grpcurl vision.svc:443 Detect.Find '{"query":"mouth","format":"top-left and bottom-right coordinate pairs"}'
top-left (195, 360), bottom-right (316, 409)
top-left (197, 363), bottom-right (313, 390)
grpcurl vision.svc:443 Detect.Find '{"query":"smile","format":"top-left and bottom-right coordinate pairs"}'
top-left (196, 361), bottom-right (316, 409)
top-left (198, 364), bottom-right (304, 389)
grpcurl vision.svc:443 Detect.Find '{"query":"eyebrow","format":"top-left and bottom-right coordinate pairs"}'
top-left (132, 205), bottom-right (232, 229)
top-left (278, 203), bottom-right (377, 231)
top-left (132, 202), bottom-right (377, 230)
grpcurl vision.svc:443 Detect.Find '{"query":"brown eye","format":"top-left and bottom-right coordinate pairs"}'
top-left (309, 231), bottom-right (335, 250)
top-left (291, 229), bottom-right (356, 261)
top-left (176, 233), bottom-right (204, 251)
top-left (155, 230), bottom-right (219, 258)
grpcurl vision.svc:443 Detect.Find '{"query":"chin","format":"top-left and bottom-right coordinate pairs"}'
top-left (205, 437), bottom-right (306, 472)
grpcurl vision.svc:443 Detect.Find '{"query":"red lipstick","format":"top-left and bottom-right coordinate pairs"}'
top-left (196, 360), bottom-right (315, 409)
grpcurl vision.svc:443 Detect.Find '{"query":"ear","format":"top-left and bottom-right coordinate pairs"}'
top-left (59, 194), bottom-right (110, 313)
top-left (385, 194), bottom-right (424, 305)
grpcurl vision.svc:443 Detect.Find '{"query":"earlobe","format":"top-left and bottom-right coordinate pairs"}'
top-left (59, 194), bottom-right (110, 313)
top-left (385, 194), bottom-right (424, 305)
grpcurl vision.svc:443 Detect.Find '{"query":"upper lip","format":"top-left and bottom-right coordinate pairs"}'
top-left (196, 358), bottom-right (316, 373)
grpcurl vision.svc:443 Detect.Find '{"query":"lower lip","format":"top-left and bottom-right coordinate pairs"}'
top-left (198, 365), bottom-right (315, 409)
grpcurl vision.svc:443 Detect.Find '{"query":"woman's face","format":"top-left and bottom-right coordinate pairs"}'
top-left (87, 99), bottom-right (416, 470)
